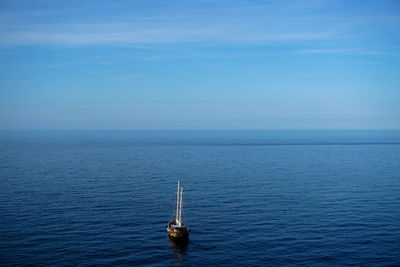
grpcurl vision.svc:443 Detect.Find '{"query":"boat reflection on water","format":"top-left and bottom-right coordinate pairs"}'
top-left (169, 237), bottom-right (189, 250)
top-left (169, 237), bottom-right (189, 266)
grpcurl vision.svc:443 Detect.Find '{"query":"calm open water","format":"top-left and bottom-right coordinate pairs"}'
top-left (1, 130), bottom-right (400, 266)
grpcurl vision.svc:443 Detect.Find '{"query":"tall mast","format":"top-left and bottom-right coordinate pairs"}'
top-left (176, 180), bottom-right (180, 224)
top-left (179, 187), bottom-right (183, 225)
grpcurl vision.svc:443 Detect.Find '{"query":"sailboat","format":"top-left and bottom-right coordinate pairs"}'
top-left (167, 180), bottom-right (189, 240)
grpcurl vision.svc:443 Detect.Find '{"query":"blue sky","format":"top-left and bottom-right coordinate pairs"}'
top-left (0, 0), bottom-right (399, 129)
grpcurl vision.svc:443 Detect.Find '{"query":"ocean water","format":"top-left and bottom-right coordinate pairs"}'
top-left (1, 130), bottom-right (400, 266)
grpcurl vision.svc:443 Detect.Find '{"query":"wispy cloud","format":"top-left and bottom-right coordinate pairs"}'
top-left (299, 49), bottom-right (387, 55)
top-left (0, 23), bottom-right (336, 46)
top-left (0, 0), bottom-right (399, 47)
top-left (0, 1), bottom-right (357, 46)
top-left (0, 63), bottom-right (66, 68)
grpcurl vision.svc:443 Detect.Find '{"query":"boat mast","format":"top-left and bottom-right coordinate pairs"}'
top-left (176, 180), bottom-right (180, 225)
top-left (179, 186), bottom-right (183, 226)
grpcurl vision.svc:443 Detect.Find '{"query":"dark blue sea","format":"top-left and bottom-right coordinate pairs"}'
top-left (1, 130), bottom-right (400, 266)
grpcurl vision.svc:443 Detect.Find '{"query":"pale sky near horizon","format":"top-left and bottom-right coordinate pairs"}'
top-left (0, 0), bottom-right (399, 129)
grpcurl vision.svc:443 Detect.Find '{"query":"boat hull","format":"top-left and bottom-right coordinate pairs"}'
top-left (167, 222), bottom-right (189, 240)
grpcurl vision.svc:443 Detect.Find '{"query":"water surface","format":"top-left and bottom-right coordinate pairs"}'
top-left (1, 130), bottom-right (399, 265)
